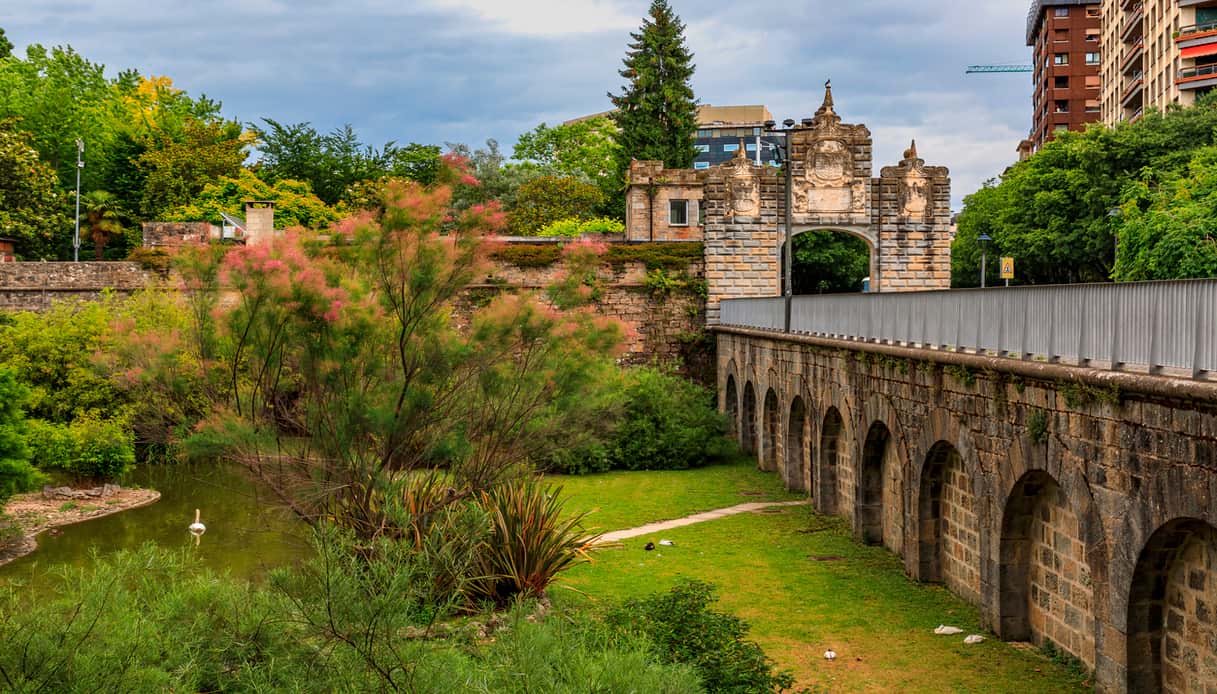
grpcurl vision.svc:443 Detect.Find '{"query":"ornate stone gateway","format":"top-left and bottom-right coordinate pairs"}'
top-left (625, 83), bottom-right (954, 324)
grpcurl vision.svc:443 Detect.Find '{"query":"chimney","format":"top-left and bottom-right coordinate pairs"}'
top-left (243, 200), bottom-right (275, 246)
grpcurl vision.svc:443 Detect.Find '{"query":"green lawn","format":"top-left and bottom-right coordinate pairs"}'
top-left (546, 457), bottom-right (801, 533)
top-left (551, 462), bottom-right (1091, 693)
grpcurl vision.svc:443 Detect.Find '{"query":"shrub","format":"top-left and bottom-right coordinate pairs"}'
top-left (470, 478), bottom-right (599, 605)
top-left (538, 216), bottom-right (626, 237)
top-left (604, 241), bottom-right (703, 270)
top-left (489, 243), bottom-right (563, 267)
top-left (509, 175), bottom-right (604, 235)
top-left (24, 416), bottom-right (134, 482)
top-left (126, 247), bottom-right (172, 274)
top-left (609, 366), bottom-right (735, 471)
top-left (605, 579), bottom-right (795, 693)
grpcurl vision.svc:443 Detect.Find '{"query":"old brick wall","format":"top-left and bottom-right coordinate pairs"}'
top-left (0, 262), bottom-right (156, 312)
top-left (717, 327), bottom-right (1217, 693)
top-left (463, 255), bottom-right (706, 363)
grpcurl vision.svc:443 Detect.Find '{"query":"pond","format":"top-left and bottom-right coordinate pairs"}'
top-left (0, 462), bottom-right (311, 590)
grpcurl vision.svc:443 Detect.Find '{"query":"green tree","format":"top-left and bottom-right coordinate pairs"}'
top-left (252, 119), bottom-right (441, 205)
top-left (82, 190), bottom-right (125, 259)
top-left (792, 230), bottom-right (870, 294)
top-left (1113, 146), bottom-right (1217, 280)
top-left (0, 367), bottom-right (46, 504)
top-left (953, 93), bottom-right (1217, 286)
top-left (513, 116), bottom-right (621, 214)
top-left (0, 27), bottom-right (13, 60)
top-left (0, 119), bottom-right (68, 259)
top-left (138, 117), bottom-right (248, 219)
top-left (447, 139), bottom-right (537, 214)
top-left (508, 175), bottom-right (605, 235)
top-left (608, 0), bottom-right (699, 195)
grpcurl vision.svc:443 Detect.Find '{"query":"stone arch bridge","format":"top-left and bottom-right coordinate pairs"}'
top-left (717, 281), bottom-right (1217, 694)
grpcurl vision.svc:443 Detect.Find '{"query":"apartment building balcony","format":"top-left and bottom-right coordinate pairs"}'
top-left (1120, 42), bottom-right (1145, 72)
top-left (1177, 20), bottom-right (1217, 45)
top-left (1177, 63), bottom-right (1217, 90)
top-left (1122, 71), bottom-right (1145, 105)
top-left (1121, 4), bottom-right (1145, 41)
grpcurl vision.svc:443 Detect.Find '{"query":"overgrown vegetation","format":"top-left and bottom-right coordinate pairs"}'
top-left (542, 366), bottom-right (735, 475)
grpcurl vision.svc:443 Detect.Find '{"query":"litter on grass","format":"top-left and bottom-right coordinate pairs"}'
top-left (658, 539), bottom-right (674, 546)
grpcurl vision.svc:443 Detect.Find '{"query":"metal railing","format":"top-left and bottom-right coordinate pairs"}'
top-left (719, 279), bottom-right (1217, 378)
top-left (1178, 19), bottom-right (1217, 37)
top-left (1178, 63), bottom-right (1217, 80)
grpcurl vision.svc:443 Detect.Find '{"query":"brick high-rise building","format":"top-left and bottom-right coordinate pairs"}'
top-left (1026, 1), bottom-right (1103, 152)
top-left (1101, 0), bottom-right (1217, 124)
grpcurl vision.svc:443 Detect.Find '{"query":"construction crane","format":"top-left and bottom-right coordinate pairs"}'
top-left (966, 64), bottom-right (1033, 74)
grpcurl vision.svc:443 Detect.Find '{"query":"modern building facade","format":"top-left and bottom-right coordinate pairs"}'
top-left (1026, 0), bottom-right (1103, 151)
top-left (1101, 0), bottom-right (1217, 124)
top-left (693, 105), bottom-right (784, 169)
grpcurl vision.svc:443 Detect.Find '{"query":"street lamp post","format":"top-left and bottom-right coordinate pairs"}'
top-left (764, 118), bottom-right (797, 332)
top-left (978, 232), bottom-right (992, 288)
top-left (73, 139), bottom-right (84, 262)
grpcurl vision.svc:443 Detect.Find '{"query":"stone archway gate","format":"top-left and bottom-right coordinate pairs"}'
top-left (697, 84), bottom-right (954, 323)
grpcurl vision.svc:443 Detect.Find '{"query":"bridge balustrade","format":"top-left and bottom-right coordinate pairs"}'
top-left (719, 279), bottom-right (1217, 378)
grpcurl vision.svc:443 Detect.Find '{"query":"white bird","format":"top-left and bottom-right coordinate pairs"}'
top-left (823, 649), bottom-right (837, 660)
top-left (963, 635), bottom-right (985, 644)
top-left (189, 508), bottom-right (206, 537)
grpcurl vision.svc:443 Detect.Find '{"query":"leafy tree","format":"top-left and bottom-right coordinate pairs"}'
top-left (608, 1), bottom-right (699, 189)
top-left (164, 168), bottom-right (337, 230)
top-left (954, 93), bottom-right (1217, 286)
top-left (447, 139), bottom-right (537, 213)
top-left (0, 367), bottom-right (47, 504)
top-left (508, 175), bottom-right (604, 235)
top-left (252, 118), bottom-right (441, 206)
top-left (792, 230), bottom-right (870, 294)
top-left (0, 119), bottom-right (68, 259)
top-left (0, 27), bottom-right (13, 60)
top-left (1113, 146), bottom-right (1217, 280)
top-left (513, 116), bottom-right (621, 213)
top-left (82, 190), bottom-right (125, 259)
top-left (178, 168), bottom-right (622, 541)
top-left (0, 44), bottom-right (117, 193)
top-left (138, 117), bottom-right (249, 219)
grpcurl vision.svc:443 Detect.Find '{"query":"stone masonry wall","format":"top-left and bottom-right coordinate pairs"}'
top-left (1027, 480), bottom-right (1096, 665)
top-left (626, 161), bottom-right (706, 242)
top-left (0, 262), bottom-right (156, 312)
top-left (463, 254), bottom-right (706, 364)
top-left (717, 327), bottom-right (1217, 693)
top-left (1160, 526), bottom-right (1217, 694)
top-left (940, 455), bottom-right (982, 606)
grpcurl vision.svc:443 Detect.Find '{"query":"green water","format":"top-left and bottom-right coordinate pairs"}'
top-left (0, 462), bottom-right (311, 589)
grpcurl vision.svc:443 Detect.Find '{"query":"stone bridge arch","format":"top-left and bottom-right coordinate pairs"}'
top-left (855, 394), bottom-right (909, 553)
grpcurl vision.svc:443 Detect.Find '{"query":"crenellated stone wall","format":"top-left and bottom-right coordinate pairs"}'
top-left (717, 325), bottom-right (1217, 693)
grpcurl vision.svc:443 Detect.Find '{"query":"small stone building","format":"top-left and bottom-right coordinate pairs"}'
top-left (142, 201), bottom-right (277, 248)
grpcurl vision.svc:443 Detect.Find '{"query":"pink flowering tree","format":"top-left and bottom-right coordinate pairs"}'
top-left (183, 166), bottom-right (623, 540)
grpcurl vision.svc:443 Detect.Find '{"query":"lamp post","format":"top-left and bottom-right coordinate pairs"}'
top-left (73, 139), bottom-right (84, 262)
top-left (763, 118), bottom-right (797, 332)
top-left (977, 232), bottom-right (991, 288)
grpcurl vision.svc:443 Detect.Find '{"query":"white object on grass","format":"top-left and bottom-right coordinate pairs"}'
top-left (933, 625), bottom-right (963, 635)
top-left (823, 649), bottom-right (837, 660)
top-left (963, 635), bottom-right (985, 644)
top-left (658, 539), bottom-right (674, 546)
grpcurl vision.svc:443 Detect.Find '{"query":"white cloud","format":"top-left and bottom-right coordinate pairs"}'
top-left (417, 0), bottom-right (638, 37)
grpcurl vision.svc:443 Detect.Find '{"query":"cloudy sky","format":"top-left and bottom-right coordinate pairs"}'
top-left (5, 0), bottom-right (1034, 208)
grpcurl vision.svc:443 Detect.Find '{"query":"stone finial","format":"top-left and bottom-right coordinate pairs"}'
top-left (734, 138), bottom-right (749, 161)
top-left (904, 139), bottom-right (918, 161)
top-left (812, 79), bottom-right (841, 128)
top-left (816, 79), bottom-right (834, 117)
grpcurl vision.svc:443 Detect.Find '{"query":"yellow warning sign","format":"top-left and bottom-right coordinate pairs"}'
top-left (1000, 257), bottom-right (1014, 280)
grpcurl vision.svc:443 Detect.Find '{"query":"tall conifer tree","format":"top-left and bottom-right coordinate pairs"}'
top-left (609, 0), bottom-right (699, 178)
